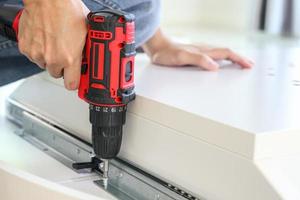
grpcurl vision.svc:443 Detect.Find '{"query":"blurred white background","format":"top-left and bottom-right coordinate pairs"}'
top-left (161, 0), bottom-right (260, 32)
top-left (161, 0), bottom-right (299, 37)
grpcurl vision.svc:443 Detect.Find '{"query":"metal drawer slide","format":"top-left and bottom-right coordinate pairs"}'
top-left (6, 99), bottom-right (204, 200)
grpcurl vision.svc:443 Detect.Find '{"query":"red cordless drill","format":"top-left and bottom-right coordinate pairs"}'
top-left (78, 10), bottom-right (135, 160)
top-left (0, 4), bottom-right (136, 181)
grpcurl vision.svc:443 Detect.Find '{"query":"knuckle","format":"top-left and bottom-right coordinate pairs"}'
top-left (150, 54), bottom-right (159, 64)
top-left (36, 63), bottom-right (46, 69)
top-left (176, 50), bottom-right (186, 59)
top-left (64, 55), bottom-right (76, 66)
top-left (53, 72), bottom-right (62, 79)
top-left (197, 54), bottom-right (207, 64)
top-left (44, 54), bottom-right (56, 66)
top-left (48, 68), bottom-right (62, 79)
top-left (29, 50), bottom-right (40, 61)
top-left (53, 73), bottom-right (63, 79)
top-left (222, 48), bottom-right (233, 54)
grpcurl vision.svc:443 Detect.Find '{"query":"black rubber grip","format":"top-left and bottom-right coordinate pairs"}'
top-left (0, 4), bottom-right (21, 41)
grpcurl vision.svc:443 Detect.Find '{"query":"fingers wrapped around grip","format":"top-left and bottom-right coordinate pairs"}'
top-left (17, 0), bottom-right (89, 90)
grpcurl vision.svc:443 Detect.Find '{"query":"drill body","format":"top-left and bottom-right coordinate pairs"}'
top-left (79, 11), bottom-right (136, 159)
top-left (0, 4), bottom-right (136, 160)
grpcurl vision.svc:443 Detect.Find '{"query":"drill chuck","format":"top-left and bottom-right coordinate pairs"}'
top-left (90, 104), bottom-right (127, 159)
top-left (92, 126), bottom-right (123, 159)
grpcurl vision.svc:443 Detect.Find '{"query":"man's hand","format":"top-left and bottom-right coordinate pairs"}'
top-left (19, 0), bottom-right (89, 90)
top-left (142, 29), bottom-right (254, 70)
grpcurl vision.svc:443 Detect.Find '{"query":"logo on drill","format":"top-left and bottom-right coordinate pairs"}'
top-left (90, 30), bottom-right (112, 40)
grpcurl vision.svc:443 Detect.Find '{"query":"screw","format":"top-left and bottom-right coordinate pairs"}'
top-left (99, 162), bottom-right (104, 169)
top-left (118, 172), bottom-right (123, 178)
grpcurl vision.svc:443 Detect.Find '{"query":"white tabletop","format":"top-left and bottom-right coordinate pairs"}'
top-left (133, 46), bottom-right (300, 134)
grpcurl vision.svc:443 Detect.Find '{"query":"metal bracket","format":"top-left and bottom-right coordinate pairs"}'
top-left (6, 99), bottom-right (204, 200)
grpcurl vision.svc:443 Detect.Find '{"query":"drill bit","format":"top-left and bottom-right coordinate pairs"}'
top-left (100, 159), bottom-right (109, 187)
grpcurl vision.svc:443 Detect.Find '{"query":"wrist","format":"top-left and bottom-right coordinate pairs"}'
top-left (142, 28), bottom-right (172, 57)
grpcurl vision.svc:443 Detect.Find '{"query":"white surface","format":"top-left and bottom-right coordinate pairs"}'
top-left (121, 112), bottom-right (281, 200)
top-left (0, 82), bottom-right (85, 182)
top-left (2, 75), bottom-right (288, 200)
top-left (133, 48), bottom-right (300, 134)
top-left (256, 154), bottom-right (300, 199)
top-left (2, 30), bottom-right (300, 199)
top-left (6, 48), bottom-right (300, 199)
top-left (0, 83), bottom-right (115, 200)
top-left (0, 161), bottom-right (103, 200)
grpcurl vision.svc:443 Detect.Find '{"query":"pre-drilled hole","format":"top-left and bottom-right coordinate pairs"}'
top-left (289, 62), bottom-right (296, 67)
top-left (267, 73), bottom-right (275, 76)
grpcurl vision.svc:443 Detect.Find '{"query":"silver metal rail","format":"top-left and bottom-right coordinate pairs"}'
top-left (6, 98), bottom-right (204, 200)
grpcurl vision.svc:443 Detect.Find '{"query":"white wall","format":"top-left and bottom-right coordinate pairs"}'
top-left (161, 0), bottom-right (261, 31)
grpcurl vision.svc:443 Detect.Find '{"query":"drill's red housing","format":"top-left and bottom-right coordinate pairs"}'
top-left (78, 10), bottom-right (136, 106)
top-left (78, 10), bottom-right (136, 159)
